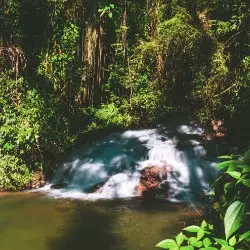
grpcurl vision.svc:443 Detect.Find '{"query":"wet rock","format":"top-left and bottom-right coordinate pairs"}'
top-left (136, 162), bottom-right (171, 199)
top-left (85, 180), bottom-right (107, 193)
top-left (30, 170), bottom-right (46, 189)
top-left (50, 183), bottom-right (68, 189)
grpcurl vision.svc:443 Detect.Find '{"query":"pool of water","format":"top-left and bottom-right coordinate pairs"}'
top-left (0, 192), bottom-right (203, 250)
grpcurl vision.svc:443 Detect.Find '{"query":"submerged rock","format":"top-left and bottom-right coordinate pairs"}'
top-left (136, 162), bottom-right (171, 199)
top-left (85, 180), bottom-right (107, 193)
top-left (30, 170), bottom-right (46, 189)
top-left (50, 183), bottom-right (68, 189)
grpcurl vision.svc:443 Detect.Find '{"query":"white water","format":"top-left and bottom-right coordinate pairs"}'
top-left (40, 119), bottom-right (218, 201)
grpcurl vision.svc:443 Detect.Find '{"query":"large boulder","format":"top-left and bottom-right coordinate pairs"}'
top-left (136, 162), bottom-right (171, 199)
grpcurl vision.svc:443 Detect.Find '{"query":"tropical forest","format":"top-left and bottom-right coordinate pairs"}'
top-left (0, 0), bottom-right (250, 249)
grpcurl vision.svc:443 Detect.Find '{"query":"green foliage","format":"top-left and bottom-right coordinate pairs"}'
top-left (98, 4), bottom-right (115, 19)
top-left (93, 103), bottom-right (131, 128)
top-left (0, 73), bottom-right (40, 157)
top-left (0, 0), bottom-right (21, 40)
top-left (37, 21), bottom-right (80, 94)
top-left (212, 151), bottom-right (250, 219)
top-left (0, 155), bottom-right (32, 191)
top-left (1, 0), bottom-right (250, 190)
top-left (0, 73), bottom-right (41, 189)
top-left (156, 219), bottom-right (249, 249)
top-left (0, 70), bottom-right (81, 189)
top-left (224, 201), bottom-right (245, 240)
top-left (157, 151), bottom-right (250, 249)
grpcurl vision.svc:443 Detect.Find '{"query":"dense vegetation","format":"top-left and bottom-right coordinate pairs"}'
top-left (157, 151), bottom-right (250, 249)
top-left (0, 0), bottom-right (250, 191)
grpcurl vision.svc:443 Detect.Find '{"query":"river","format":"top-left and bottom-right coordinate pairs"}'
top-left (1, 118), bottom-right (230, 250)
top-left (0, 192), bottom-right (202, 250)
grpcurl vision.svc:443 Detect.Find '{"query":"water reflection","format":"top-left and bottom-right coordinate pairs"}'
top-left (0, 193), bottom-right (203, 250)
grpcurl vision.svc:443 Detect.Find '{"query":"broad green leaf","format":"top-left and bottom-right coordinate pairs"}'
top-left (216, 160), bottom-right (240, 170)
top-left (180, 246), bottom-right (194, 250)
top-left (188, 237), bottom-right (197, 244)
top-left (236, 179), bottom-right (242, 184)
top-left (229, 236), bottom-right (237, 246)
top-left (203, 238), bottom-right (212, 247)
top-left (200, 247), bottom-right (217, 250)
top-left (214, 238), bottom-right (228, 246)
top-left (223, 246), bottom-right (234, 250)
top-left (242, 166), bottom-right (250, 173)
top-left (197, 230), bottom-right (205, 241)
top-left (156, 239), bottom-right (178, 249)
top-left (195, 241), bottom-right (203, 248)
top-left (226, 171), bottom-right (241, 180)
top-left (242, 179), bottom-right (250, 187)
top-left (239, 231), bottom-right (250, 242)
top-left (224, 201), bottom-right (245, 240)
top-left (176, 232), bottom-right (185, 246)
top-left (188, 237), bottom-right (202, 247)
top-left (183, 225), bottom-right (201, 233)
top-left (201, 220), bottom-right (207, 229)
top-left (237, 164), bottom-right (250, 170)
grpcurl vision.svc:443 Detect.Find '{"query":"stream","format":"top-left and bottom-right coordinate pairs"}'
top-left (0, 117), bottom-right (236, 250)
top-left (0, 193), bottom-right (202, 250)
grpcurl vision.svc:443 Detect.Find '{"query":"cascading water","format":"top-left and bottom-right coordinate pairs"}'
top-left (41, 119), bottom-right (218, 201)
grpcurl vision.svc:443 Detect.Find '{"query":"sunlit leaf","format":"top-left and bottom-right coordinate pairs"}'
top-left (156, 239), bottom-right (178, 249)
top-left (218, 155), bottom-right (233, 159)
top-left (216, 160), bottom-right (239, 170)
top-left (183, 225), bottom-right (201, 233)
top-left (203, 238), bottom-right (212, 247)
top-left (180, 246), bottom-right (194, 250)
top-left (229, 236), bottom-right (237, 246)
top-left (201, 220), bottom-right (207, 229)
top-left (242, 179), bottom-right (250, 187)
top-left (226, 171), bottom-right (241, 180)
top-left (242, 166), bottom-right (250, 174)
top-left (197, 230), bottom-right (205, 241)
top-left (200, 247), bottom-right (217, 250)
top-left (176, 232), bottom-right (186, 245)
top-left (214, 238), bottom-right (228, 246)
top-left (222, 246), bottom-right (234, 250)
top-left (224, 201), bottom-right (245, 240)
top-left (239, 231), bottom-right (250, 242)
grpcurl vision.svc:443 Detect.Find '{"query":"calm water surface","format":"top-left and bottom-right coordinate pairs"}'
top-left (0, 192), bottom-right (202, 250)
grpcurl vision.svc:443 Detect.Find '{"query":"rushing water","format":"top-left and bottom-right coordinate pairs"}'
top-left (0, 192), bottom-right (203, 250)
top-left (41, 118), bottom-right (218, 202)
top-left (1, 118), bottom-right (226, 250)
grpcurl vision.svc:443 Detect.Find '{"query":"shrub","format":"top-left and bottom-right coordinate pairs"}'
top-left (0, 155), bottom-right (33, 191)
top-left (156, 150), bottom-right (250, 250)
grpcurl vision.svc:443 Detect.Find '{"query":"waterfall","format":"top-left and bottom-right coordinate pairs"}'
top-left (40, 120), bottom-right (218, 201)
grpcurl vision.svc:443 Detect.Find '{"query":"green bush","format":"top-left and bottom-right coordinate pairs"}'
top-left (0, 155), bottom-right (33, 191)
top-left (156, 150), bottom-right (250, 250)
